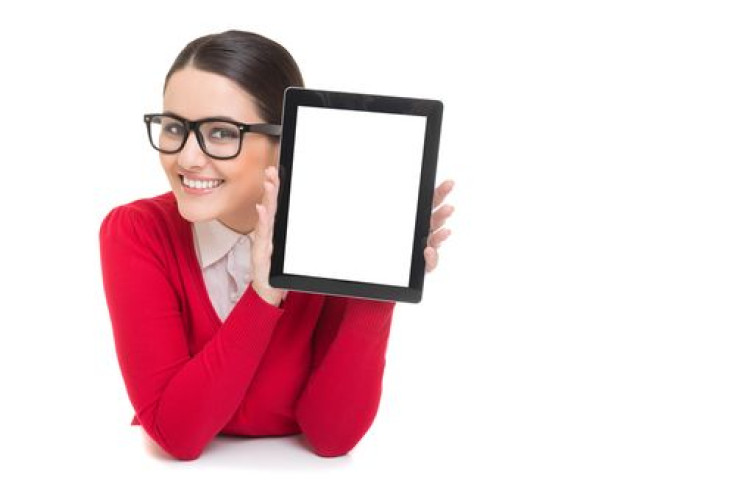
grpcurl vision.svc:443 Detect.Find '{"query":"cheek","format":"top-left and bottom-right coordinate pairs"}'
top-left (225, 155), bottom-right (263, 191)
top-left (159, 155), bottom-right (177, 173)
top-left (226, 166), bottom-right (261, 198)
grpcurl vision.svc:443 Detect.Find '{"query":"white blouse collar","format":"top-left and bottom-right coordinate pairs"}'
top-left (192, 219), bottom-right (256, 269)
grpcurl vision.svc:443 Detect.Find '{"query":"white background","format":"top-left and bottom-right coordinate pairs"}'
top-left (0, 1), bottom-right (734, 489)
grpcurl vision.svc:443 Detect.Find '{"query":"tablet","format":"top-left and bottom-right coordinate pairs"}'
top-left (269, 87), bottom-right (443, 303)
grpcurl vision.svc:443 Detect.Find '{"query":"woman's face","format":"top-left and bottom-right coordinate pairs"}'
top-left (161, 66), bottom-right (279, 233)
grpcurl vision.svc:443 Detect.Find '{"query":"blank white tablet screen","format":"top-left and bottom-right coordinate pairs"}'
top-left (283, 106), bottom-right (427, 287)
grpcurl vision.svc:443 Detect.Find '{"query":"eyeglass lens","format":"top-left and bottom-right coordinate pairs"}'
top-left (148, 115), bottom-right (242, 158)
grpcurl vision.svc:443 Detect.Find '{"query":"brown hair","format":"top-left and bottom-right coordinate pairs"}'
top-left (163, 30), bottom-right (305, 136)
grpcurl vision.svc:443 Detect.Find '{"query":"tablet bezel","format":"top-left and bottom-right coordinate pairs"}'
top-left (269, 86), bottom-right (443, 303)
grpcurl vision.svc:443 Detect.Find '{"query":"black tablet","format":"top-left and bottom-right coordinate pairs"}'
top-left (269, 87), bottom-right (443, 303)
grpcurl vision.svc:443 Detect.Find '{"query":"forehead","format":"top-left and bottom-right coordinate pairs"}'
top-left (163, 66), bottom-right (260, 121)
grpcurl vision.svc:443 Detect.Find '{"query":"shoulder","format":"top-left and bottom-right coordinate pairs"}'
top-left (101, 191), bottom-right (177, 224)
top-left (99, 191), bottom-right (181, 245)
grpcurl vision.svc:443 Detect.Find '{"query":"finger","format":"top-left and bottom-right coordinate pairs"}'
top-left (432, 180), bottom-right (455, 209)
top-left (266, 165), bottom-right (280, 188)
top-left (430, 203), bottom-right (455, 232)
top-left (266, 166), bottom-right (279, 200)
top-left (260, 189), bottom-right (274, 242)
top-left (424, 246), bottom-right (437, 273)
top-left (264, 179), bottom-right (278, 231)
top-left (254, 203), bottom-right (266, 240)
top-left (263, 180), bottom-right (275, 211)
top-left (263, 177), bottom-right (278, 216)
top-left (428, 228), bottom-right (452, 249)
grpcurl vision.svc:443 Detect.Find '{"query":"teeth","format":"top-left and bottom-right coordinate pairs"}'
top-left (182, 176), bottom-right (223, 189)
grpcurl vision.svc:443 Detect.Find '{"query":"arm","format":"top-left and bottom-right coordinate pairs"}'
top-left (99, 206), bottom-right (284, 461)
top-left (294, 294), bottom-right (396, 457)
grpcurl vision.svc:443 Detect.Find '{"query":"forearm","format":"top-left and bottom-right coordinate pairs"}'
top-left (129, 285), bottom-right (283, 460)
top-left (295, 298), bottom-right (395, 457)
top-left (100, 207), bottom-right (286, 461)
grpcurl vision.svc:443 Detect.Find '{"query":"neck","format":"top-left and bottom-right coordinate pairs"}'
top-left (217, 212), bottom-right (256, 236)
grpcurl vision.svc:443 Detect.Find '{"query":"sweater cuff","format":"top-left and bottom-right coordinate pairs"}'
top-left (223, 282), bottom-right (286, 349)
top-left (343, 296), bottom-right (396, 331)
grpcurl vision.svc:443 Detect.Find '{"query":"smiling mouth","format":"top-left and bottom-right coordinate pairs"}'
top-left (179, 174), bottom-right (225, 190)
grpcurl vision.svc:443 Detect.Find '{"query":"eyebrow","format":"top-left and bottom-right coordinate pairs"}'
top-left (162, 110), bottom-right (241, 123)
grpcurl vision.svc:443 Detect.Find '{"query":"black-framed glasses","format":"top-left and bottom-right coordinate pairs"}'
top-left (143, 113), bottom-right (282, 160)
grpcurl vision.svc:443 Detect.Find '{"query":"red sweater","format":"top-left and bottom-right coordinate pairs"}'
top-left (99, 191), bottom-right (396, 460)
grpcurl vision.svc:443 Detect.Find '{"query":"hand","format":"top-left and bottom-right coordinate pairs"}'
top-left (425, 179), bottom-right (455, 273)
top-left (251, 165), bottom-right (286, 306)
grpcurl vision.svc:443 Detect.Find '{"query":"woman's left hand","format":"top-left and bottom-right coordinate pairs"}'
top-left (252, 165), bottom-right (286, 306)
top-left (425, 179), bottom-right (455, 273)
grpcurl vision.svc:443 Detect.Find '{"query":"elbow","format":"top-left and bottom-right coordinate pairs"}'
top-left (314, 448), bottom-right (351, 458)
top-left (300, 426), bottom-right (365, 458)
top-left (142, 421), bottom-right (206, 462)
top-left (158, 433), bottom-right (207, 461)
top-left (164, 444), bottom-right (204, 462)
top-left (309, 439), bottom-right (356, 458)
top-left (148, 434), bottom-right (204, 461)
top-left (295, 389), bottom-right (382, 458)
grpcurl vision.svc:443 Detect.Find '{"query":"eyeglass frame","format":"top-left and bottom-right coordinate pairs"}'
top-left (143, 112), bottom-right (282, 160)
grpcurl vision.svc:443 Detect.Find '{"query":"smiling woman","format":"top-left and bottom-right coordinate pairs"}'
top-left (159, 59), bottom-right (288, 232)
top-left (98, 29), bottom-right (454, 462)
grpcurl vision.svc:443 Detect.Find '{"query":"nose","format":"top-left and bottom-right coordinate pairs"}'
top-left (178, 128), bottom-right (208, 169)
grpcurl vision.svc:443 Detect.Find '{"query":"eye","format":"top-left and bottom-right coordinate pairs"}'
top-left (209, 126), bottom-right (239, 140)
top-left (163, 122), bottom-right (185, 136)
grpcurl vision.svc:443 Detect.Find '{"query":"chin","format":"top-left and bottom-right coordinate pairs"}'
top-left (174, 196), bottom-right (219, 223)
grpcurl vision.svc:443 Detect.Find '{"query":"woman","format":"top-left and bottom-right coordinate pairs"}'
top-left (99, 30), bottom-right (455, 461)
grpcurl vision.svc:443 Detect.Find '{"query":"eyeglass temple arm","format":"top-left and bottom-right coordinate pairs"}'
top-left (144, 114), bottom-right (282, 137)
top-left (247, 123), bottom-right (282, 136)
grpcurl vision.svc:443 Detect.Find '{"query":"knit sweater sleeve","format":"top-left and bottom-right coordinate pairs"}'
top-left (99, 205), bottom-right (284, 461)
top-left (294, 294), bottom-right (396, 457)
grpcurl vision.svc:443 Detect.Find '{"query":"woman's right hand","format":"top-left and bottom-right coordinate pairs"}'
top-left (250, 165), bottom-right (286, 307)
